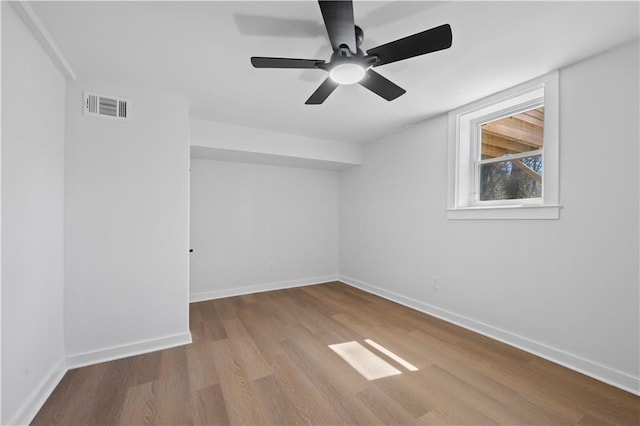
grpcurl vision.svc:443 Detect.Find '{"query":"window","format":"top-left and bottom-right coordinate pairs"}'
top-left (478, 107), bottom-right (544, 203)
top-left (447, 72), bottom-right (560, 219)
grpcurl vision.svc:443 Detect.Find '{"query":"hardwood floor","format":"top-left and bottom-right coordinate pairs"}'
top-left (33, 282), bottom-right (639, 425)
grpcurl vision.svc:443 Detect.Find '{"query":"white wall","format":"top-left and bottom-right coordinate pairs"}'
top-left (64, 77), bottom-right (191, 365)
top-left (190, 159), bottom-right (339, 300)
top-left (340, 41), bottom-right (639, 393)
top-left (191, 118), bottom-right (363, 170)
top-left (1, 3), bottom-right (66, 424)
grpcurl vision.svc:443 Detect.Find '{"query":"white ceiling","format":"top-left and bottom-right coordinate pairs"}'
top-left (31, 1), bottom-right (639, 144)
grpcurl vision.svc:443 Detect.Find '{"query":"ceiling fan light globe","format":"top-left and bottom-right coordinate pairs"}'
top-left (330, 63), bottom-right (366, 85)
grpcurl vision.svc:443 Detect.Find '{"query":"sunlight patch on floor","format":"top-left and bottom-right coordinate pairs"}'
top-left (364, 339), bottom-right (419, 371)
top-left (329, 341), bottom-right (402, 380)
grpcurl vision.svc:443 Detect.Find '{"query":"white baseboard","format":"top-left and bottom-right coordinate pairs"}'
top-left (8, 358), bottom-right (67, 426)
top-left (66, 331), bottom-right (192, 369)
top-left (189, 275), bottom-right (339, 302)
top-left (339, 275), bottom-right (640, 396)
top-left (10, 332), bottom-right (192, 424)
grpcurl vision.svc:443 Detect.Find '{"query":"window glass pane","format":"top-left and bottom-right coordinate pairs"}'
top-left (481, 107), bottom-right (544, 160)
top-left (479, 154), bottom-right (543, 201)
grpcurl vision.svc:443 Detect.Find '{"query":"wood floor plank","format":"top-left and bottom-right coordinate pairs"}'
top-left (118, 382), bottom-right (155, 425)
top-left (577, 412), bottom-right (620, 425)
top-left (376, 327), bottom-right (518, 404)
top-left (235, 302), bottom-right (287, 362)
top-left (357, 386), bottom-right (423, 425)
top-left (422, 365), bottom-right (528, 424)
top-left (506, 397), bottom-right (573, 425)
top-left (211, 338), bottom-right (269, 425)
top-left (90, 358), bottom-right (138, 425)
top-left (240, 293), bottom-right (259, 304)
top-left (408, 328), bottom-right (593, 422)
top-left (280, 324), bottom-right (371, 395)
top-left (405, 365), bottom-right (500, 425)
top-left (270, 352), bottom-right (345, 425)
top-left (250, 375), bottom-right (311, 425)
top-left (333, 313), bottom-right (433, 369)
top-left (371, 370), bottom-right (436, 418)
top-left (189, 302), bottom-right (203, 328)
top-left (249, 295), bottom-right (292, 343)
top-left (186, 339), bottom-right (219, 391)
top-left (408, 328), bottom-right (540, 391)
top-left (152, 346), bottom-right (192, 425)
top-left (192, 384), bottom-right (230, 426)
top-left (420, 407), bottom-right (493, 426)
top-left (222, 318), bottom-right (273, 381)
top-left (33, 282), bottom-right (640, 425)
top-left (195, 301), bottom-right (228, 341)
top-left (32, 364), bottom-right (108, 425)
top-left (270, 291), bottom-right (356, 338)
top-left (525, 357), bottom-right (640, 424)
top-left (211, 297), bottom-right (244, 322)
top-left (280, 338), bottom-right (385, 425)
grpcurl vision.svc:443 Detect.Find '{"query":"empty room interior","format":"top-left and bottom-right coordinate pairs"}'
top-left (2, 0), bottom-right (640, 424)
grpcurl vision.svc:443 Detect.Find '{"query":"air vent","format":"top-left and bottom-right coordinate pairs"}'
top-left (83, 90), bottom-right (131, 120)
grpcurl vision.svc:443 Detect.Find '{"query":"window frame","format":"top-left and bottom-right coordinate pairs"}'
top-left (447, 71), bottom-right (560, 220)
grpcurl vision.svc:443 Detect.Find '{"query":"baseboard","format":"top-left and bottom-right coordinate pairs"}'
top-left (66, 331), bottom-right (192, 369)
top-left (189, 274), bottom-right (339, 302)
top-left (9, 332), bottom-right (193, 424)
top-left (339, 275), bottom-right (640, 396)
top-left (8, 358), bottom-right (67, 426)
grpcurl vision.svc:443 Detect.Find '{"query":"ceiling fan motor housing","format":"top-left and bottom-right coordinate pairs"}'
top-left (249, 0), bottom-right (452, 104)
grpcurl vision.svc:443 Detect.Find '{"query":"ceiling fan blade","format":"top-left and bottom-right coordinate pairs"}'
top-left (367, 24), bottom-right (452, 67)
top-left (251, 57), bottom-right (325, 69)
top-left (318, 0), bottom-right (357, 53)
top-left (305, 77), bottom-right (340, 104)
top-left (358, 69), bottom-right (406, 101)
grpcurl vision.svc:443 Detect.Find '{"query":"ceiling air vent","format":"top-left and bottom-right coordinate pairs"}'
top-left (83, 90), bottom-right (131, 121)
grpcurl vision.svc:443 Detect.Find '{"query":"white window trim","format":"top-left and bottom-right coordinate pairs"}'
top-left (447, 71), bottom-right (560, 220)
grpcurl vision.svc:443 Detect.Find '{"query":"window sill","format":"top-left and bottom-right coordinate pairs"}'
top-left (446, 204), bottom-right (561, 220)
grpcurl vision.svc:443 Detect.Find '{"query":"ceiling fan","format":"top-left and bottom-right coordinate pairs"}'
top-left (250, 0), bottom-right (452, 105)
